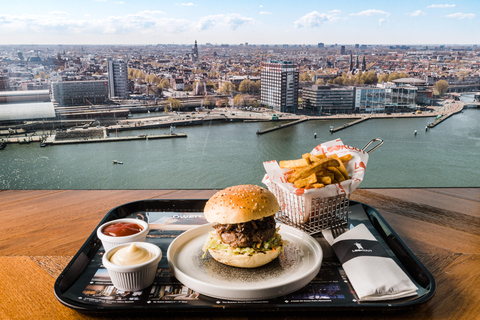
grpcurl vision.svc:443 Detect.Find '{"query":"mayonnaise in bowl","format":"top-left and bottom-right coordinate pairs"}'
top-left (110, 243), bottom-right (155, 265)
top-left (103, 242), bottom-right (162, 291)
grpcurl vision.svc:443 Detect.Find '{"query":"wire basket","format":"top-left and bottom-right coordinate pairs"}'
top-left (269, 181), bottom-right (349, 235)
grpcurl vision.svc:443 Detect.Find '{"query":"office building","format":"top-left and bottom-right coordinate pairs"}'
top-left (107, 58), bottom-right (129, 99)
top-left (260, 60), bottom-right (299, 113)
top-left (302, 85), bottom-right (355, 115)
top-left (51, 81), bottom-right (109, 107)
top-left (340, 46), bottom-right (346, 55)
top-left (355, 84), bottom-right (417, 113)
top-left (318, 43), bottom-right (324, 49)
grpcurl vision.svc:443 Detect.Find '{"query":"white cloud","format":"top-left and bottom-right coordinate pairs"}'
top-left (136, 10), bottom-right (166, 15)
top-left (350, 9), bottom-right (390, 26)
top-left (48, 11), bottom-right (70, 18)
top-left (428, 4), bottom-right (456, 8)
top-left (350, 9), bottom-right (390, 17)
top-left (294, 11), bottom-right (341, 28)
top-left (407, 10), bottom-right (426, 17)
top-left (445, 12), bottom-right (475, 19)
top-left (0, 11), bottom-right (188, 35)
top-left (260, 11), bottom-right (272, 15)
top-left (197, 14), bottom-right (255, 31)
top-left (175, 2), bottom-right (195, 6)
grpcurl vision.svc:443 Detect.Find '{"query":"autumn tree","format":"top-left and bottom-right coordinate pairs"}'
top-left (203, 95), bottom-right (216, 108)
top-left (166, 98), bottom-right (183, 111)
top-left (158, 78), bottom-right (170, 90)
top-left (435, 80), bottom-right (449, 96)
top-left (378, 73), bottom-right (389, 83)
top-left (220, 81), bottom-right (235, 94)
top-left (315, 78), bottom-right (325, 85)
top-left (239, 79), bottom-right (256, 94)
top-left (299, 72), bottom-right (312, 82)
top-left (233, 94), bottom-right (245, 107)
top-left (360, 71), bottom-right (378, 85)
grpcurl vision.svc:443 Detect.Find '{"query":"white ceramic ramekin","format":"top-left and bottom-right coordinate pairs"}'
top-left (102, 242), bottom-right (162, 292)
top-left (97, 218), bottom-right (149, 251)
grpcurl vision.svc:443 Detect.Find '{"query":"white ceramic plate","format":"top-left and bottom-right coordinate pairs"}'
top-left (167, 223), bottom-right (323, 301)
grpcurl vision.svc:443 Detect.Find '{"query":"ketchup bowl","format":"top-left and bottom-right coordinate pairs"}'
top-left (102, 242), bottom-right (162, 292)
top-left (97, 218), bottom-right (149, 251)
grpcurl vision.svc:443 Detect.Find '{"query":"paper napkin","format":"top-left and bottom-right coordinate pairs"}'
top-left (323, 224), bottom-right (418, 301)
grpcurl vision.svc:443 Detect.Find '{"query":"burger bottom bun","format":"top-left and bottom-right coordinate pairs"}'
top-left (207, 247), bottom-right (282, 268)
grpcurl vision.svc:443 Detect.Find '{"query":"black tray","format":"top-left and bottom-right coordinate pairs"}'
top-left (54, 199), bottom-right (435, 315)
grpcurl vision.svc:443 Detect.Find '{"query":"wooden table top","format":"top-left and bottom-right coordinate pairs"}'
top-left (0, 188), bottom-right (479, 320)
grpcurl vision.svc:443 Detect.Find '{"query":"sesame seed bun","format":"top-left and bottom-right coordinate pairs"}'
top-left (204, 185), bottom-right (280, 224)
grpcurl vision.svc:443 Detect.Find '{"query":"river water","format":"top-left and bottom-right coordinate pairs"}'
top-left (1, 108), bottom-right (479, 190)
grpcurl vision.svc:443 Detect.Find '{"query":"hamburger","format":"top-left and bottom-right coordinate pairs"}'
top-left (202, 184), bottom-right (284, 268)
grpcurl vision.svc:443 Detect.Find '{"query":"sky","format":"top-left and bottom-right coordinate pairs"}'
top-left (0, 0), bottom-right (479, 45)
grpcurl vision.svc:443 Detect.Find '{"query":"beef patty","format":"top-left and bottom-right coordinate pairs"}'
top-left (212, 215), bottom-right (276, 248)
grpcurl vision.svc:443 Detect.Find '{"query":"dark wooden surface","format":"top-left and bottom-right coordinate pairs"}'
top-left (0, 188), bottom-right (479, 320)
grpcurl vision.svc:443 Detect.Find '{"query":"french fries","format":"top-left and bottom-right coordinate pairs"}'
top-left (280, 152), bottom-right (352, 189)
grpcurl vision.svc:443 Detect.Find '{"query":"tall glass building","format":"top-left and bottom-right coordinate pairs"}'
top-left (107, 58), bottom-right (129, 99)
top-left (355, 85), bottom-right (417, 113)
top-left (260, 61), bottom-right (299, 113)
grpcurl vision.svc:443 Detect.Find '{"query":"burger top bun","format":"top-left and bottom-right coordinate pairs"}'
top-left (204, 184), bottom-right (280, 224)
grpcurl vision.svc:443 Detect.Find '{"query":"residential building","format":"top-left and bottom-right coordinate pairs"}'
top-left (51, 80), bottom-right (109, 107)
top-left (302, 85), bottom-right (355, 114)
top-left (260, 60), bottom-right (299, 113)
top-left (107, 58), bottom-right (129, 99)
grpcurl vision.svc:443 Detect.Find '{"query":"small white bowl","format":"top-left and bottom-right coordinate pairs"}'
top-left (97, 218), bottom-right (149, 251)
top-left (103, 242), bottom-right (162, 291)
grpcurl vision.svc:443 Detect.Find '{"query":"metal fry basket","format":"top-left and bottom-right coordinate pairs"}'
top-left (270, 138), bottom-right (383, 235)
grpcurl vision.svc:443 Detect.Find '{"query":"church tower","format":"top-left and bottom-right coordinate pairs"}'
top-left (192, 40), bottom-right (199, 62)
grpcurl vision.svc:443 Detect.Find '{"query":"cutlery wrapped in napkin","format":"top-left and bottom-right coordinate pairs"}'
top-left (323, 224), bottom-right (418, 301)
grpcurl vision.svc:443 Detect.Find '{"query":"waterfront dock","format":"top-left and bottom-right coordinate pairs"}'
top-left (256, 118), bottom-right (308, 135)
top-left (427, 102), bottom-right (465, 128)
top-left (329, 117), bottom-right (370, 132)
top-left (44, 133), bottom-right (186, 145)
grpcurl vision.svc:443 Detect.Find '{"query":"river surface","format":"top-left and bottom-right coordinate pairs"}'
top-left (1, 108), bottom-right (479, 190)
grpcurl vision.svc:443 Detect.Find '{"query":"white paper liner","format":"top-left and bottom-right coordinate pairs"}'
top-left (263, 138), bottom-right (369, 197)
top-left (262, 139), bottom-right (369, 222)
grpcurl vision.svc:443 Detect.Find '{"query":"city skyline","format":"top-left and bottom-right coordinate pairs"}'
top-left (1, 0), bottom-right (479, 46)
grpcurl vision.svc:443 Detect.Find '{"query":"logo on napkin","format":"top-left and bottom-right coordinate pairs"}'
top-left (332, 240), bottom-right (389, 264)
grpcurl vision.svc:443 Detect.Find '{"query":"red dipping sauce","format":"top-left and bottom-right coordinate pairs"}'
top-left (102, 222), bottom-right (144, 237)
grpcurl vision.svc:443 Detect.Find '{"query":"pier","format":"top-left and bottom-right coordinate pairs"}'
top-left (43, 133), bottom-right (187, 145)
top-left (329, 117), bottom-right (370, 132)
top-left (427, 103), bottom-right (465, 128)
top-left (256, 118), bottom-right (308, 135)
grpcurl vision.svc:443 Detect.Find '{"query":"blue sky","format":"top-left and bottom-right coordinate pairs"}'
top-left (1, 0), bottom-right (478, 45)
